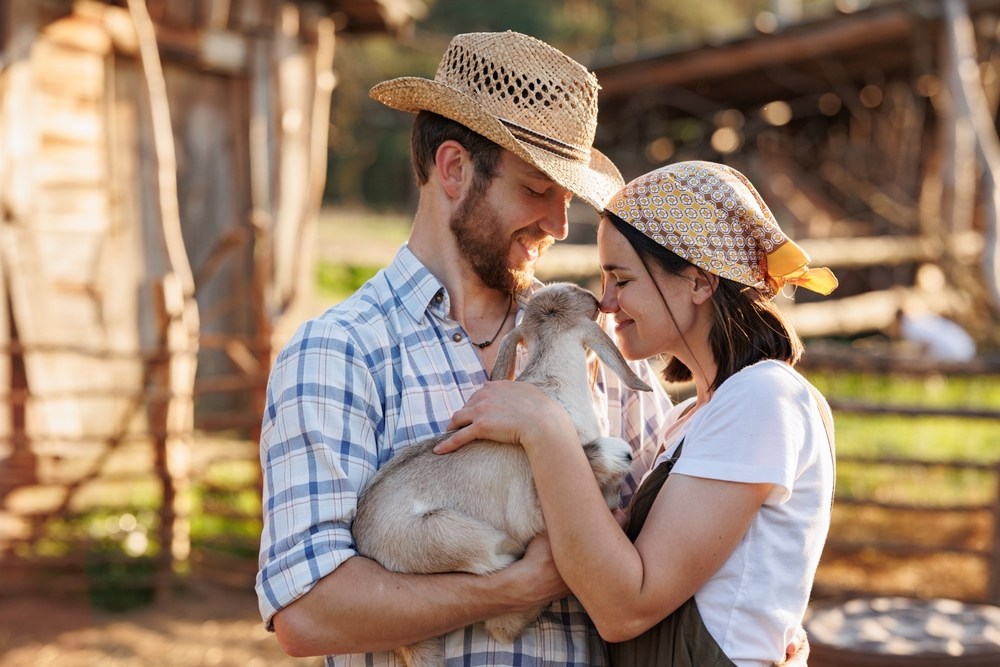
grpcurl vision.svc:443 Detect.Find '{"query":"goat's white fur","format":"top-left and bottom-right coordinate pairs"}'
top-left (353, 283), bottom-right (653, 667)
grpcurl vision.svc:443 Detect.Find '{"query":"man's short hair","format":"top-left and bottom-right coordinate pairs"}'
top-left (411, 111), bottom-right (503, 187)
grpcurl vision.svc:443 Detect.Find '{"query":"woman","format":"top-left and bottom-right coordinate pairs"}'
top-left (437, 161), bottom-right (838, 666)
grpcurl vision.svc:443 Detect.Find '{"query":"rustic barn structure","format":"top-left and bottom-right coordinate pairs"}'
top-left (0, 0), bottom-right (422, 598)
top-left (592, 0), bottom-right (1000, 350)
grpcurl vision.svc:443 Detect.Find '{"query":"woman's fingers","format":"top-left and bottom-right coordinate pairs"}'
top-left (433, 426), bottom-right (477, 454)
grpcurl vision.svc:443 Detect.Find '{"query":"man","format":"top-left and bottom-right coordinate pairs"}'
top-left (256, 31), bottom-right (673, 666)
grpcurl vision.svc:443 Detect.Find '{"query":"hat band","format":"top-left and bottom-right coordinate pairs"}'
top-left (500, 118), bottom-right (591, 164)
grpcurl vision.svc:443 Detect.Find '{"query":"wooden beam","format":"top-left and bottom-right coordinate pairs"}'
top-left (801, 343), bottom-right (1000, 375)
top-left (533, 232), bottom-right (983, 283)
top-left (595, 0), bottom-right (1000, 99)
top-left (781, 286), bottom-right (958, 337)
top-left (595, 6), bottom-right (917, 98)
top-left (942, 0), bottom-right (1000, 309)
top-left (74, 0), bottom-right (248, 74)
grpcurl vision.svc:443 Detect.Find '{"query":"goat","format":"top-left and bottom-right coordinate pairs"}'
top-left (352, 282), bottom-right (653, 667)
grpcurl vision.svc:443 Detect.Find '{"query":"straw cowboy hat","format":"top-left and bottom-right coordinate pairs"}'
top-left (370, 31), bottom-right (624, 211)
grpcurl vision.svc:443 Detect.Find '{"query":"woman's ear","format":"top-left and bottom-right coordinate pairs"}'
top-left (434, 140), bottom-right (470, 200)
top-left (690, 270), bottom-right (718, 305)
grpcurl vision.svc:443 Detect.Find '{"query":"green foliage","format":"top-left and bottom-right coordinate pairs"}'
top-left (326, 0), bottom-right (845, 210)
top-left (85, 545), bottom-right (157, 612)
top-left (190, 488), bottom-right (261, 559)
top-left (422, 0), bottom-right (557, 41)
top-left (833, 413), bottom-right (1000, 462)
top-left (316, 262), bottom-right (381, 303)
top-left (19, 507), bottom-right (161, 611)
top-left (807, 370), bottom-right (1000, 464)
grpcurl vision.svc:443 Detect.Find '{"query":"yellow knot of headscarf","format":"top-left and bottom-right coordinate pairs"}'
top-left (605, 160), bottom-right (838, 298)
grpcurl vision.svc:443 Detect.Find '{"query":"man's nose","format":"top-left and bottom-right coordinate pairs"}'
top-left (538, 199), bottom-right (570, 241)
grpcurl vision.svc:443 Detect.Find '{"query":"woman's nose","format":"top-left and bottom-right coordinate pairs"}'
top-left (599, 289), bottom-right (618, 313)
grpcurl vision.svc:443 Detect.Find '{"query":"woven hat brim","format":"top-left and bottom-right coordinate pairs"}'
top-left (370, 77), bottom-right (624, 210)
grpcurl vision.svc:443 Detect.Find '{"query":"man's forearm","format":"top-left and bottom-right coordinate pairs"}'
top-left (272, 555), bottom-right (550, 657)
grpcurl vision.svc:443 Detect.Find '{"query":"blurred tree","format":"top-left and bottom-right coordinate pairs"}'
top-left (325, 0), bottom-right (841, 210)
top-left (325, 35), bottom-right (444, 209)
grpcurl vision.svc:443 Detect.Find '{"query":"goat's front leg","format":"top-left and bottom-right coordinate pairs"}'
top-left (583, 436), bottom-right (634, 509)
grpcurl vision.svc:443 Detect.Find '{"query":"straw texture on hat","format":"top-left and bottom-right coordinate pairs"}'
top-left (370, 31), bottom-right (623, 210)
top-left (606, 161), bottom-right (838, 298)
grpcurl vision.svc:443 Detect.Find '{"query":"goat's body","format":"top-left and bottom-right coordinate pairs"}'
top-left (352, 284), bottom-right (651, 667)
top-left (356, 437), bottom-right (541, 575)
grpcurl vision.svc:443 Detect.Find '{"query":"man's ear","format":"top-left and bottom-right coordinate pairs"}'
top-left (434, 140), bottom-right (471, 200)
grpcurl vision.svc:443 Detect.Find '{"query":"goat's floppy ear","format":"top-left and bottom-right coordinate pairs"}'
top-left (490, 326), bottom-right (523, 380)
top-left (583, 322), bottom-right (652, 392)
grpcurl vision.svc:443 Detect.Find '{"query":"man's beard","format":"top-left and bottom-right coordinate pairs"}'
top-left (449, 183), bottom-right (553, 293)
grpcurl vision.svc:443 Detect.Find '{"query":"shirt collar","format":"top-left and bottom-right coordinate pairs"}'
top-left (384, 244), bottom-right (449, 323)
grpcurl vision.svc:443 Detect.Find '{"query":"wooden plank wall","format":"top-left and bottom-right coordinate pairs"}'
top-left (0, 0), bottom-right (340, 598)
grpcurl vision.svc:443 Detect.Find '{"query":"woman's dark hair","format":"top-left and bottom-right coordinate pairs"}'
top-left (605, 213), bottom-right (803, 392)
top-left (410, 111), bottom-right (503, 187)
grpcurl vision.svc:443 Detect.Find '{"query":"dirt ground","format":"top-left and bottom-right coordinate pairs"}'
top-left (0, 580), bottom-right (322, 667)
top-left (0, 551), bottom-right (988, 666)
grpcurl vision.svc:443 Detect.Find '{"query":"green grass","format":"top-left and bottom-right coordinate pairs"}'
top-left (315, 262), bottom-right (381, 304)
top-left (312, 206), bottom-right (410, 304)
top-left (806, 370), bottom-right (1000, 412)
top-left (805, 370), bottom-right (1000, 462)
top-left (832, 413), bottom-right (999, 461)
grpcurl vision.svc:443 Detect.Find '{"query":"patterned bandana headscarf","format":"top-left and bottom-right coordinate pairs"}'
top-left (605, 161), bottom-right (838, 298)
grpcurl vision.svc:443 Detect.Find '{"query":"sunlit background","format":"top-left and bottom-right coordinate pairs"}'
top-left (2, 0), bottom-right (1000, 664)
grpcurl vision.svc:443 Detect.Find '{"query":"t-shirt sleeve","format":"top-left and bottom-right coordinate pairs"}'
top-left (670, 364), bottom-right (809, 505)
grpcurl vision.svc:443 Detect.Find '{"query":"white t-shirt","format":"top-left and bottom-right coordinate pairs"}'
top-left (651, 360), bottom-right (834, 667)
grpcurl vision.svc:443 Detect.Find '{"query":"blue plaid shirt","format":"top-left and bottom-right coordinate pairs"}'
top-left (257, 245), bottom-right (672, 666)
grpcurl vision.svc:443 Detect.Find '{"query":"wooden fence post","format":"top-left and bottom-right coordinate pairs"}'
top-left (127, 0), bottom-right (200, 599)
top-left (149, 274), bottom-right (198, 600)
top-left (988, 461), bottom-right (1000, 604)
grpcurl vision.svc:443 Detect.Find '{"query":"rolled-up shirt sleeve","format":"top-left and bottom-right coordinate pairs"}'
top-left (256, 318), bottom-right (382, 629)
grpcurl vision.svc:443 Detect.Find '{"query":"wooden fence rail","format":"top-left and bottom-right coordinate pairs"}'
top-left (819, 398), bottom-right (1000, 604)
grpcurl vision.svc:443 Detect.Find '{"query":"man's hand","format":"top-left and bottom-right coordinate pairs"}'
top-left (503, 533), bottom-right (570, 605)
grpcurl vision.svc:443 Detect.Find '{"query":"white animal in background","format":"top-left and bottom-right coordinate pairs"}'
top-left (353, 282), bottom-right (652, 667)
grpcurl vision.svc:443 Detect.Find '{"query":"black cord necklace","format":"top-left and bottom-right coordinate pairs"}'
top-left (472, 293), bottom-right (514, 349)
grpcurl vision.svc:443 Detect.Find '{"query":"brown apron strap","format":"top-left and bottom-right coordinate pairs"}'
top-left (805, 382), bottom-right (837, 505)
top-left (622, 441), bottom-right (681, 541)
top-left (612, 440), bottom-right (736, 667)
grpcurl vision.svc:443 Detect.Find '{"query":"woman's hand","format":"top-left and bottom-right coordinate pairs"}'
top-left (778, 627), bottom-right (810, 666)
top-left (434, 381), bottom-right (573, 455)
